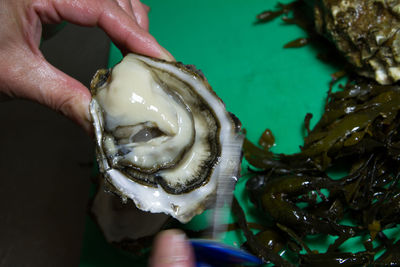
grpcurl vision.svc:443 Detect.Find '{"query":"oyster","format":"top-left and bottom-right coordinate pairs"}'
top-left (90, 53), bottom-right (243, 223)
top-left (313, 0), bottom-right (400, 84)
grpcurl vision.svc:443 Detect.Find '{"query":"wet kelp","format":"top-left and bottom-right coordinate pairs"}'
top-left (240, 77), bottom-right (400, 265)
top-left (236, 2), bottom-right (400, 264)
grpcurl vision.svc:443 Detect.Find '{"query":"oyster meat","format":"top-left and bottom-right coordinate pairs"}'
top-left (90, 54), bottom-right (243, 223)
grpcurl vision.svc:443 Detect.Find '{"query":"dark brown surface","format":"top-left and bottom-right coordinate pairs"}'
top-left (0, 23), bottom-right (109, 266)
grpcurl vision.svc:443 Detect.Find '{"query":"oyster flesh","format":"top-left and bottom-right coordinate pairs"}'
top-left (90, 54), bottom-right (243, 223)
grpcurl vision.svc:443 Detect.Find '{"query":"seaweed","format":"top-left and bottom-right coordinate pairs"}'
top-left (242, 5), bottom-right (400, 263)
top-left (240, 74), bottom-right (400, 265)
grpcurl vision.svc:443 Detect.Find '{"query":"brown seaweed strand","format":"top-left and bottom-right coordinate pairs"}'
top-left (276, 223), bottom-right (313, 255)
top-left (232, 197), bottom-right (295, 267)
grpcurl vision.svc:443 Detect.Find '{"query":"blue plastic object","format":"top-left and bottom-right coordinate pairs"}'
top-left (190, 239), bottom-right (263, 267)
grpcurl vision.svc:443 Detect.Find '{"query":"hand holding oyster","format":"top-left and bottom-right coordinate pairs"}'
top-left (90, 54), bottom-right (243, 223)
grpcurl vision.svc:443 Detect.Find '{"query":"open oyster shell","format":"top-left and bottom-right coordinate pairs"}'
top-left (90, 54), bottom-right (243, 223)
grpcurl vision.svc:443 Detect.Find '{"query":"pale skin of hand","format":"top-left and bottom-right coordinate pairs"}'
top-left (0, 0), bottom-right (173, 133)
top-left (0, 1), bottom-right (194, 266)
top-left (150, 230), bottom-right (196, 267)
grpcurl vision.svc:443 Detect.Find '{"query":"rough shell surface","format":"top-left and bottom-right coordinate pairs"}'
top-left (314, 0), bottom-right (400, 84)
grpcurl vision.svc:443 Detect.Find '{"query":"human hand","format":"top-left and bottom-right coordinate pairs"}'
top-left (150, 230), bottom-right (195, 267)
top-left (0, 0), bottom-right (173, 133)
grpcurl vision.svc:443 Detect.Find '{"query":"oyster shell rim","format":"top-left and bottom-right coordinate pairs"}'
top-left (89, 53), bottom-right (244, 223)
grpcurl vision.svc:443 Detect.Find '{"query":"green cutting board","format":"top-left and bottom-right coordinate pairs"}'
top-left (79, 0), bottom-right (340, 266)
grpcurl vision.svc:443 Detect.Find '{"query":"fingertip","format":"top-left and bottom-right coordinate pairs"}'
top-left (51, 78), bottom-right (92, 135)
top-left (72, 91), bottom-right (93, 135)
top-left (120, 29), bottom-right (174, 61)
top-left (150, 230), bottom-right (195, 267)
top-left (158, 47), bottom-right (175, 62)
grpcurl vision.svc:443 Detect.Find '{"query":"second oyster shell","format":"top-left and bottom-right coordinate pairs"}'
top-left (314, 0), bottom-right (400, 84)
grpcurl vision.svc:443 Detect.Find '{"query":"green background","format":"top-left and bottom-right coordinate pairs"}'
top-left (79, 0), bottom-right (340, 266)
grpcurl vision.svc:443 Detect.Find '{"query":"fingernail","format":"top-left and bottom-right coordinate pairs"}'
top-left (151, 230), bottom-right (194, 267)
top-left (159, 47), bottom-right (175, 62)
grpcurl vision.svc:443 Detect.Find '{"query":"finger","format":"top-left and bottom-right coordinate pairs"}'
top-left (141, 3), bottom-right (150, 13)
top-left (34, 0), bottom-right (173, 60)
top-left (0, 50), bottom-right (92, 133)
top-left (114, 0), bottom-right (135, 19)
top-left (150, 230), bottom-right (195, 267)
top-left (114, 0), bottom-right (149, 31)
top-left (130, 0), bottom-right (149, 31)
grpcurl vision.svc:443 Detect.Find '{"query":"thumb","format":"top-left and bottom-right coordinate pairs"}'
top-left (1, 51), bottom-right (92, 133)
top-left (150, 230), bottom-right (195, 267)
